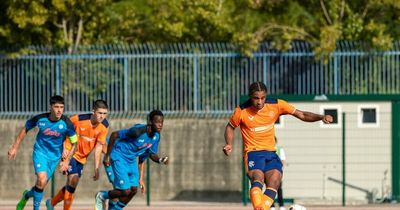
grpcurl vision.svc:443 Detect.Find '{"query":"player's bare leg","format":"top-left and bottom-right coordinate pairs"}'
top-left (262, 169), bottom-right (282, 210)
top-left (248, 169), bottom-right (265, 210)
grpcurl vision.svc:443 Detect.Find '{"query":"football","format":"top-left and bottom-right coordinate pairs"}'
top-left (288, 204), bottom-right (307, 210)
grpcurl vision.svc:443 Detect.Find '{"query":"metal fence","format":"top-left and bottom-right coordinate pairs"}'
top-left (1, 42), bottom-right (400, 118)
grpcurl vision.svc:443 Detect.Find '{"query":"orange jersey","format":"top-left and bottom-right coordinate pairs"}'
top-left (65, 114), bottom-right (109, 164)
top-left (229, 98), bottom-right (295, 153)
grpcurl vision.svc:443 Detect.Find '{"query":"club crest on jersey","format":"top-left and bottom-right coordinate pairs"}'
top-left (59, 124), bottom-right (64, 129)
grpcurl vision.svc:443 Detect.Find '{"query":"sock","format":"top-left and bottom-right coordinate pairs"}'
top-left (51, 186), bottom-right (65, 206)
top-left (108, 199), bottom-right (118, 209)
top-left (101, 191), bottom-right (110, 199)
top-left (250, 181), bottom-right (264, 209)
top-left (115, 201), bottom-right (126, 210)
top-left (32, 186), bottom-right (44, 210)
top-left (63, 185), bottom-right (76, 210)
top-left (25, 186), bottom-right (35, 199)
top-left (262, 187), bottom-right (277, 209)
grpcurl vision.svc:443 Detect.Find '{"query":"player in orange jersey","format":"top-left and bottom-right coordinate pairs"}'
top-left (223, 82), bottom-right (333, 210)
top-left (45, 99), bottom-right (109, 210)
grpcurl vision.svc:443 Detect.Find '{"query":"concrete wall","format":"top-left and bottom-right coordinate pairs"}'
top-left (0, 118), bottom-right (243, 203)
top-left (0, 102), bottom-right (392, 204)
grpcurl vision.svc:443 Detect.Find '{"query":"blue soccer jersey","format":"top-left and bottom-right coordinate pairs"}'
top-left (110, 124), bottom-right (160, 163)
top-left (25, 113), bottom-right (77, 160)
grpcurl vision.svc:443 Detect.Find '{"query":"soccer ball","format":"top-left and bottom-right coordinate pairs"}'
top-left (288, 204), bottom-right (307, 210)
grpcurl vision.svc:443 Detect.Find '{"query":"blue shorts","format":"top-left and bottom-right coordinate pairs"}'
top-left (32, 151), bottom-right (58, 179)
top-left (111, 158), bottom-right (139, 190)
top-left (104, 164), bottom-right (114, 183)
top-left (245, 150), bottom-right (283, 173)
top-left (67, 158), bottom-right (84, 177)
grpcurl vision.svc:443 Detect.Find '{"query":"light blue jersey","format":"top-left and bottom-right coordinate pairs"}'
top-left (110, 124), bottom-right (160, 163)
top-left (25, 113), bottom-right (76, 161)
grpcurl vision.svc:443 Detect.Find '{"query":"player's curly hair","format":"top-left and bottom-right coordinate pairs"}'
top-left (248, 81), bottom-right (267, 96)
top-left (148, 109), bottom-right (164, 124)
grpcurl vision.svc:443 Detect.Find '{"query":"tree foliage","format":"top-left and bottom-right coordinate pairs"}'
top-left (2, 0), bottom-right (400, 54)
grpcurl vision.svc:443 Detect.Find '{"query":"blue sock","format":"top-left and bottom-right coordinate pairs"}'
top-left (108, 200), bottom-right (118, 209)
top-left (25, 187), bottom-right (35, 199)
top-left (101, 191), bottom-right (110, 199)
top-left (116, 201), bottom-right (126, 210)
top-left (32, 186), bottom-right (44, 210)
top-left (109, 201), bottom-right (125, 210)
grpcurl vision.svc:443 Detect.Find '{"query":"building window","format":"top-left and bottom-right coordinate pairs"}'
top-left (358, 105), bottom-right (379, 128)
top-left (320, 105), bottom-right (342, 128)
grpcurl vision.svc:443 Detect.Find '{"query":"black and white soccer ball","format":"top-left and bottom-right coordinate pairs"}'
top-left (288, 204), bottom-right (307, 210)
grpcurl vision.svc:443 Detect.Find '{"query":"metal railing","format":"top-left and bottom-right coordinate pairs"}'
top-left (1, 42), bottom-right (400, 118)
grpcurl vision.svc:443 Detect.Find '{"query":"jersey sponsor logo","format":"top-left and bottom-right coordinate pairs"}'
top-left (43, 128), bottom-right (61, 137)
top-left (250, 124), bottom-right (274, 133)
top-left (248, 161), bottom-right (255, 168)
top-left (138, 143), bottom-right (153, 149)
top-left (78, 134), bottom-right (95, 142)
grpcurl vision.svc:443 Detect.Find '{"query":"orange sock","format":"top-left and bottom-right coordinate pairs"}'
top-left (261, 187), bottom-right (277, 210)
top-left (51, 187), bottom-right (65, 206)
top-left (63, 190), bottom-right (75, 210)
top-left (250, 187), bottom-right (263, 210)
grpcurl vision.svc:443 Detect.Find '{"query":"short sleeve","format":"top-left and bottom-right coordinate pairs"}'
top-left (69, 115), bottom-right (79, 128)
top-left (118, 129), bottom-right (129, 139)
top-left (139, 153), bottom-right (149, 163)
top-left (148, 133), bottom-right (160, 154)
top-left (63, 117), bottom-right (77, 143)
top-left (97, 126), bottom-right (108, 145)
top-left (25, 114), bottom-right (44, 131)
top-left (228, 107), bottom-right (242, 128)
top-left (278, 99), bottom-right (296, 115)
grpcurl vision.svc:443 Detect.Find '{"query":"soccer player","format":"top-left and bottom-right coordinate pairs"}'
top-left (45, 99), bottom-right (109, 210)
top-left (223, 82), bottom-right (333, 210)
top-left (7, 95), bottom-right (77, 210)
top-left (95, 110), bottom-right (168, 210)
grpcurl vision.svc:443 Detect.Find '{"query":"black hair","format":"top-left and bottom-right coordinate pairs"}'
top-left (248, 81), bottom-right (267, 96)
top-left (93, 99), bottom-right (108, 110)
top-left (148, 109), bottom-right (164, 124)
top-left (50, 95), bottom-right (64, 105)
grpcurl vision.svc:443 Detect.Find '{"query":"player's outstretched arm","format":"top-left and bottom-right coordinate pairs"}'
top-left (223, 123), bottom-right (235, 156)
top-left (292, 110), bottom-right (333, 123)
top-left (8, 127), bottom-right (28, 160)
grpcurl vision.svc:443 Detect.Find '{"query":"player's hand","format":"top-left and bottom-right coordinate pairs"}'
top-left (103, 155), bottom-right (110, 167)
top-left (62, 149), bottom-right (70, 160)
top-left (322, 115), bottom-right (333, 124)
top-left (159, 156), bottom-right (169, 165)
top-left (223, 144), bottom-right (232, 156)
top-left (7, 146), bottom-right (17, 160)
top-left (139, 180), bottom-right (146, 194)
top-left (93, 168), bottom-right (99, 181)
top-left (59, 160), bottom-right (69, 175)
